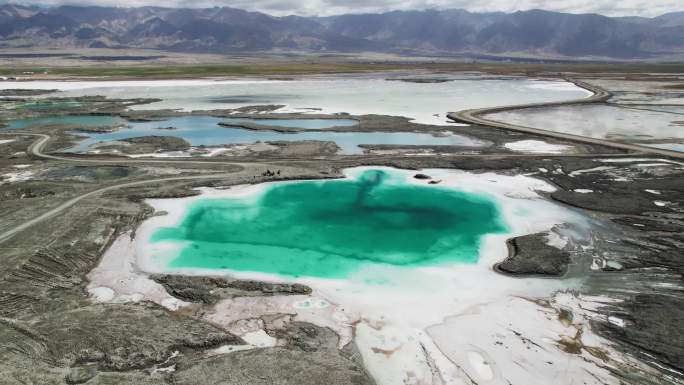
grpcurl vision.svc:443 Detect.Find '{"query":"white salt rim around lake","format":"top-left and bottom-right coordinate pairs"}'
top-left (87, 167), bottom-right (658, 384)
top-left (100, 167), bottom-right (641, 384)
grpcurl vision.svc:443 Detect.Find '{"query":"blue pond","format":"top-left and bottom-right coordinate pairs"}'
top-left (64, 116), bottom-right (484, 154)
top-left (5, 115), bottom-right (484, 154)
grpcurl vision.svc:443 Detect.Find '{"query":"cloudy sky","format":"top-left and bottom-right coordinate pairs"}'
top-left (11, 0), bottom-right (683, 17)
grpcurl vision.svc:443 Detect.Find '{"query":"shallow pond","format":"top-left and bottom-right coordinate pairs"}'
top-left (64, 115), bottom-right (484, 154)
top-left (486, 104), bottom-right (684, 152)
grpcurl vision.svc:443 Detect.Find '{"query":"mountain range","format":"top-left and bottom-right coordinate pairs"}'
top-left (1, 4), bottom-right (684, 60)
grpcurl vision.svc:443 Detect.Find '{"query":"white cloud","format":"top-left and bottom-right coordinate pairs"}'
top-left (6, 0), bottom-right (683, 17)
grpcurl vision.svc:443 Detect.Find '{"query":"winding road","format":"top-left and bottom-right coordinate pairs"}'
top-left (2, 77), bottom-right (683, 244)
top-left (0, 133), bottom-right (258, 244)
top-left (0, 171), bottom-right (245, 244)
top-left (447, 79), bottom-right (684, 159)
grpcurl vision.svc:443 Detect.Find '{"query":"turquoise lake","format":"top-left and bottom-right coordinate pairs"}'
top-left (151, 169), bottom-right (508, 278)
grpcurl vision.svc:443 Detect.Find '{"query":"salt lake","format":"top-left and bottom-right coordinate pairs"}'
top-left (149, 168), bottom-right (507, 277)
top-left (123, 167), bottom-right (590, 385)
top-left (486, 104), bottom-right (684, 152)
top-left (1, 75), bottom-right (591, 125)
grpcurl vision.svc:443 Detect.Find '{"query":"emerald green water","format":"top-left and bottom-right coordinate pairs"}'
top-left (151, 169), bottom-right (507, 278)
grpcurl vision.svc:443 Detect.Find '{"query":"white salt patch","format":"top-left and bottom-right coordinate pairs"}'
top-left (86, 232), bottom-right (190, 311)
top-left (554, 292), bottom-right (622, 315)
top-left (526, 80), bottom-right (594, 96)
top-left (152, 365), bottom-right (176, 374)
top-left (546, 232), bottom-right (568, 249)
top-left (600, 158), bottom-right (684, 166)
top-left (127, 151), bottom-right (191, 158)
top-left (0, 139), bottom-right (14, 145)
top-left (241, 330), bottom-right (278, 348)
top-left (538, 167), bottom-right (549, 173)
top-left (574, 189), bottom-right (594, 193)
top-left (608, 316), bottom-right (626, 328)
top-left (569, 166), bottom-right (615, 176)
top-left (597, 158), bottom-right (679, 163)
top-left (651, 282), bottom-right (680, 289)
top-left (88, 286), bottom-right (115, 302)
top-left (116, 293), bottom-right (145, 303)
top-left (645, 189), bottom-right (661, 195)
top-left (467, 351), bottom-right (494, 381)
top-left (1, 170), bottom-right (34, 183)
top-left (201, 148), bottom-right (230, 157)
top-left (427, 295), bottom-right (624, 385)
top-left (161, 298), bottom-right (185, 311)
top-left (635, 163), bottom-right (675, 167)
top-left (12, 164), bottom-right (30, 169)
top-left (504, 140), bottom-right (573, 154)
top-left (605, 260), bottom-right (623, 271)
top-left (152, 350), bottom-right (180, 374)
top-left (644, 359), bottom-right (684, 379)
top-left (654, 201), bottom-right (669, 207)
top-left (206, 344), bottom-right (254, 356)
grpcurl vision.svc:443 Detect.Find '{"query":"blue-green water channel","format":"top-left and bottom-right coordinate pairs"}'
top-left (151, 169), bottom-right (507, 278)
top-left (59, 116), bottom-right (481, 154)
top-left (4, 115), bottom-right (482, 154)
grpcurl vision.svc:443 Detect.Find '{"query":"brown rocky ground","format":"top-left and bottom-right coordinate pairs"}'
top-left (0, 70), bottom-right (682, 384)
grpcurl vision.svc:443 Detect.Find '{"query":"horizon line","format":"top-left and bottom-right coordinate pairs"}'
top-left (2, 2), bottom-right (682, 20)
